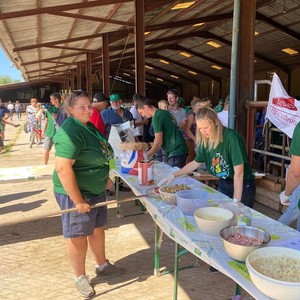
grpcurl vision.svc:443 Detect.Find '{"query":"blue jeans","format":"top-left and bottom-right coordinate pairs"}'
top-left (167, 154), bottom-right (187, 169)
top-left (278, 184), bottom-right (300, 231)
top-left (218, 178), bottom-right (256, 208)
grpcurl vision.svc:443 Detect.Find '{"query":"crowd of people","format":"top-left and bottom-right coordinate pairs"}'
top-left (1, 88), bottom-right (299, 298)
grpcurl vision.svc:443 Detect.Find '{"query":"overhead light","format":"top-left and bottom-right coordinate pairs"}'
top-left (282, 48), bottom-right (298, 55)
top-left (255, 31), bottom-right (259, 36)
top-left (145, 80), bottom-right (152, 84)
top-left (211, 65), bottom-right (223, 70)
top-left (156, 77), bottom-right (164, 81)
top-left (193, 22), bottom-right (205, 27)
top-left (254, 59), bottom-right (257, 63)
top-left (206, 41), bottom-right (221, 48)
top-left (132, 69), bottom-right (135, 72)
top-left (123, 72), bottom-right (131, 76)
top-left (188, 70), bottom-right (197, 75)
top-left (170, 75), bottom-right (179, 79)
top-left (144, 31), bottom-right (150, 35)
top-left (145, 65), bottom-right (154, 69)
top-left (115, 75), bottom-right (122, 79)
top-left (171, 1), bottom-right (195, 10)
top-left (179, 51), bottom-right (191, 58)
top-left (159, 59), bottom-right (169, 65)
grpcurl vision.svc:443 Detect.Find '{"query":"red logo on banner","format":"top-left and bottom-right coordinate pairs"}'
top-left (272, 97), bottom-right (297, 111)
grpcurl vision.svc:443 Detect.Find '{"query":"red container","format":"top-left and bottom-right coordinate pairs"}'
top-left (138, 161), bottom-right (154, 186)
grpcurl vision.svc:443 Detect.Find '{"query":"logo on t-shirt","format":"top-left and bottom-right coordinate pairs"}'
top-left (210, 153), bottom-right (229, 178)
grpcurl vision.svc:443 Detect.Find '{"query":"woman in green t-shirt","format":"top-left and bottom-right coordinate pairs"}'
top-left (53, 91), bottom-right (124, 298)
top-left (158, 107), bottom-right (255, 208)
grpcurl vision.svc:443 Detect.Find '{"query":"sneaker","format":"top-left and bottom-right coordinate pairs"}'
top-left (105, 189), bottom-right (114, 196)
top-left (208, 266), bottom-right (219, 273)
top-left (119, 185), bottom-right (131, 192)
top-left (95, 260), bottom-right (125, 277)
top-left (75, 275), bottom-right (95, 298)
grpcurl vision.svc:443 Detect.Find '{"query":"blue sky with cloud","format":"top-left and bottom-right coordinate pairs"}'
top-left (0, 47), bottom-right (24, 81)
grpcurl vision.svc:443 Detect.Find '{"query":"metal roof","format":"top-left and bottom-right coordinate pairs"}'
top-left (0, 0), bottom-right (299, 86)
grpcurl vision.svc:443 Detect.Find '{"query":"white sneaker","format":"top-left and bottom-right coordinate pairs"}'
top-left (75, 275), bottom-right (95, 298)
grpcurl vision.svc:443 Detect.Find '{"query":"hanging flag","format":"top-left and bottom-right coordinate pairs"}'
top-left (266, 73), bottom-right (300, 138)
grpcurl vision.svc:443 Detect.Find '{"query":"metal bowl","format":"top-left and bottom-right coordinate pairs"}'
top-left (220, 225), bottom-right (271, 262)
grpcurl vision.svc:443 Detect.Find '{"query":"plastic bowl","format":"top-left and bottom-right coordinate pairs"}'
top-left (158, 184), bottom-right (191, 205)
top-left (194, 207), bottom-right (233, 236)
top-left (220, 225), bottom-right (271, 262)
top-left (176, 189), bottom-right (211, 216)
top-left (246, 247), bottom-right (300, 300)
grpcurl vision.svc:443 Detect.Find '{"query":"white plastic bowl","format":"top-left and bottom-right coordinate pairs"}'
top-left (176, 189), bottom-right (211, 216)
top-left (194, 207), bottom-right (233, 236)
top-left (246, 247), bottom-right (300, 300)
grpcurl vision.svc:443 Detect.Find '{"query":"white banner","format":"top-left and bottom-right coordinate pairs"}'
top-left (266, 73), bottom-right (300, 138)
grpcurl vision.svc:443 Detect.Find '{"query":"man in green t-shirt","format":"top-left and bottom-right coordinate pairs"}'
top-left (42, 92), bottom-right (61, 165)
top-left (137, 97), bottom-right (188, 168)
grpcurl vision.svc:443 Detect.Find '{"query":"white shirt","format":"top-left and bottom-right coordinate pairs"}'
top-left (218, 110), bottom-right (229, 127)
top-left (130, 105), bottom-right (144, 136)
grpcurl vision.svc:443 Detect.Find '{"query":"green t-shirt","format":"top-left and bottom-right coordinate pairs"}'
top-left (290, 123), bottom-right (300, 210)
top-left (45, 106), bottom-right (60, 138)
top-left (290, 122), bottom-right (300, 156)
top-left (53, 117), bottom-right (113, 197)
top-left (195, 128), bottom-right (254, 180)
top-left (152, 109), bottom-right (188, 158)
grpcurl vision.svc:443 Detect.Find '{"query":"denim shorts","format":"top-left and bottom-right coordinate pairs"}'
top-left (54, 192), bottom-right (107, 238)
top-left (43, 137), bottom-right (53, 150)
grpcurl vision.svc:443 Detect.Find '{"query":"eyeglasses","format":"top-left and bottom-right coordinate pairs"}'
top-left (69, 90), bottom-right (89, 106)
top-left (72, 90), bottom-right (88, 96)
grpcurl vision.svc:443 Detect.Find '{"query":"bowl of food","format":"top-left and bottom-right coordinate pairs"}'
top-left (176, 189), bottom-right (211, 216)
top-left (158, 184), bottom-right (191, 205)
top-left (194, 207), bottom-right (233, 236)
top-left (220, 225), bottom-right (271, 262)
top-left (246, 247), bottom-right (300, 300)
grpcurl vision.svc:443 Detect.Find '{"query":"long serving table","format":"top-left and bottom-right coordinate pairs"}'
top-left (112, 160), bottom-right (300, 300)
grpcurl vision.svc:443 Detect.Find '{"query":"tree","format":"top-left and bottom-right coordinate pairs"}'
top-left (0, 76), bottom-right (21, 85)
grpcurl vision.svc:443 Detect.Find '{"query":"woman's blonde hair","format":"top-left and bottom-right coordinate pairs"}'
top-left (195, 107), bottom-right (223, 150)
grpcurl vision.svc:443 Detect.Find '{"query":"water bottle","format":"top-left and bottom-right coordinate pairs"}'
top-left (237, 205), bottom-right (252, 226)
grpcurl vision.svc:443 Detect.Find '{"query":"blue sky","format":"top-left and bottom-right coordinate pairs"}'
top-left (0, 47), bottom-right (24, 81)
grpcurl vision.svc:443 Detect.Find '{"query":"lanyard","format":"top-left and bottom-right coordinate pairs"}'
top-left (72, 117), bottom-right (114, 163)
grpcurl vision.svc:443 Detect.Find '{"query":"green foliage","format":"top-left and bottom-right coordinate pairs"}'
top-left (0, 75), bottom-right (20, 85)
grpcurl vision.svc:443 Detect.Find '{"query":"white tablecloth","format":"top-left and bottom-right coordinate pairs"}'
top-left (113, 160), bottom-right (300, 300)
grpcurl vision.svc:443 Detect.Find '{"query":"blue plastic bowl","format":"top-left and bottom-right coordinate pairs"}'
top-left (176, 189), bottom-right (211, 216)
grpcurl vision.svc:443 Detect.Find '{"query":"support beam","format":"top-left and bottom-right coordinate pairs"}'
top-left (49, 12), bottom-right (134, 27)
top-left (21, 52), bottom-right (86, 66)
top-left (102, 33), bottom-right (110, 96)
top-left (135, 0), bottom-right (145, 96)
top-left (0, 0), bottom-right (132, 20)
top-left (236, 0), bottom-right (256, 139)
top-left (152, 53), bottom-right (221, 83)
top-left (256, 12), bottom-right (300, 40)
top-left (86, 53), bottom-right (92, 97)
top-left (144, 62), bottom-right (199, 86)
top-left (77, 63), bottom-right (82, 90)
